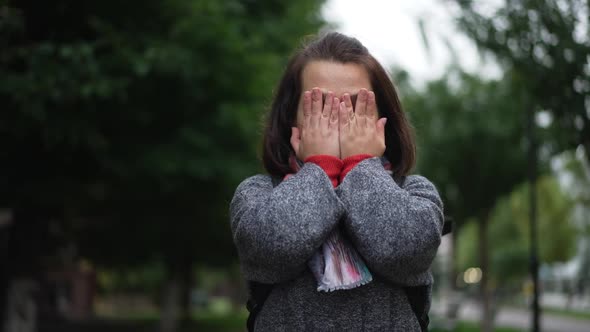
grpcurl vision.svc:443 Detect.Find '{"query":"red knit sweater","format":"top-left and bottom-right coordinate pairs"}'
top-left (304, 154), bottom-right (373, 187)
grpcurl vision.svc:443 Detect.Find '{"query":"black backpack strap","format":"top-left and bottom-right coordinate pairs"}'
top-left (404, 285), bottom-right (430, 332)
top-left (442, 216), bottom-right (453, 235)
top-left (246, 281), bottom-right (274, 332)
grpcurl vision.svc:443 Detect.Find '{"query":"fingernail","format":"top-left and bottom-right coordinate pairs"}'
top-left (360, 89), bottom-right (367, 100)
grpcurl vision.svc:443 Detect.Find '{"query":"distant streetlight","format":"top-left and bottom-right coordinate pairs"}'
top-left (463, 267), bottom-right (482, 284)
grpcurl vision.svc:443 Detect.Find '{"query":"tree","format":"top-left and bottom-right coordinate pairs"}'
top-left (453, 0), bottom-right (590, 163)
top-left (457, 173), bottom-right (577, 323)
top-left (450, 2), bottom-right (589, 328)
top-left (557, 148), bottom-right (590, 296)
top-left (0, 0), bottom-right (325, 330)
top-left (458, 175), bottom-right (577, 288)
top-left (400, 68), bottom-right (529, 332)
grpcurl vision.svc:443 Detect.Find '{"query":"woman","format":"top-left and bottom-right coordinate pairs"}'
top-left (230, 32), bottom-right (444, 331)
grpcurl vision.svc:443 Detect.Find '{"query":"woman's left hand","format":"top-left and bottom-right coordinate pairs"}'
top-left (339, 89), bottom-right (387, 159)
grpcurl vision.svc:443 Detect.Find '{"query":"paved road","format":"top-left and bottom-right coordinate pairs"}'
top-left (433, 300), bottom-right (590, 332)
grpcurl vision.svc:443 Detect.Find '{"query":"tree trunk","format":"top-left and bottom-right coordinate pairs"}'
top-left (160, 260), bottom-right (192, 332)
top-left (479, 211), bottom-right (493, 332)
top-left (3, 280), bottom-right (37, 332)
top-left (444, 224), bottom-right (461, 330)
top-left (584, 138), bottom-right (590, 166)
top-left (449, 221), bottom-right (458, 292)
top-left (160, 276), bottom-right (181, 332)
top-left (2, 207), bottom-right (46, 332)
top-left (1, 219), bottom-right (11, 332)
top-left (179, 263), bottom-right (192, 328)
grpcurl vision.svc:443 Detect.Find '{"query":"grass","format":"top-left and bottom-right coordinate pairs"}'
top-left (430, 321), bottom-right (524, 332)
top-left (192, 310), bottom-right (247, 331)
top-left (42, 312), bottom-right (534, 332)
top-left (503, 303), bottom-right (590, 321)
top-left (65, 309), bottom-right (247, 332)
top-left (541, 307), bottom-right (590, 320)
top-left (53, 303), bottom-right (590, 332)
top-left (38, 314), bottom-right (246, 332)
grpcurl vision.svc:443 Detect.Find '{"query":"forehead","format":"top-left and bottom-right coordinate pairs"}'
top-left (301, 60), bottom-right (371, 96)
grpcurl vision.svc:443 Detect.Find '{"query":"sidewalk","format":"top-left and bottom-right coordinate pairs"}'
top-left (433, 300), bottom-right (590, 332)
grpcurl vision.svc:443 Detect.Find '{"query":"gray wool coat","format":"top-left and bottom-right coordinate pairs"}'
top-left (230, 157), bottom-right (444, 331)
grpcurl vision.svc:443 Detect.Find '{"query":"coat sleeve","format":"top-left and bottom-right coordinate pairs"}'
top-left (335, 157), bottom-right (444, 286)
top-left (230, 163), bottom-right (345, 284)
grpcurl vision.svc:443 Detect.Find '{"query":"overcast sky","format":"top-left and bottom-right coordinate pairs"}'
top-left (322, 0), bottom-right (501, 85)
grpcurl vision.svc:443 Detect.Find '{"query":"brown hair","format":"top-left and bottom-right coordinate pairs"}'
top-left (262, 32), bottom-right (416, 179)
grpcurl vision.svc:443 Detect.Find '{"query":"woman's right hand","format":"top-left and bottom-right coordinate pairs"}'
top-left (291, 87), bottom-right (340, 160)
top-left (339, 89), bottom-right (387, 159)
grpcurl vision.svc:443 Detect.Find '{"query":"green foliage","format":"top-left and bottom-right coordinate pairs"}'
top-left (456, 219), bottom-right (478, 270)
top-left (457, 175), bottom-right (577, 285)
top-left (558, 148), bottom-right (590, 288)
top-left (454, 0), bottom-right (590, 160)
top-left (505, 175), bottom-right (576, 263)
top-left (560, 148), bottom-right (590, 218)
top-left (97, 261), bottom-right (166, 295)
top-left (400, 68), bottom-right (529, 223)
top-left (0, 0), bottom-right (325, 268)
top-left (487, 198), bottom-right (529, 285)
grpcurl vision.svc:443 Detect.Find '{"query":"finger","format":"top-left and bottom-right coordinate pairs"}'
top-left (310, 88), bottom-right (323, 129)
top-left (322, 91), bottom-right (333, 119)
top-left (375, 117), bottom-right (387, 157)
top-left (329, 97), bottom-right (339, 129)
top-left (339, 101), bottom-right (349, 132)
top-left (303, 91), bottom-right (312, 127)
top-left (343, 93), bottom-right (354, 113)
top-left (376, 117), bottom-right (387, 138)
top-left (343, 93), bottom-right (355, 127)
top-left (367, 91), bottom-right (377, 120)
top-left (355, 89), bottom-right (368, 127)
top-left (290, 127), bottom-right (301, 155)
top-left (311, 88), bottom-right (322, 122)
top-left (355, 89), bottom-right (367, 118)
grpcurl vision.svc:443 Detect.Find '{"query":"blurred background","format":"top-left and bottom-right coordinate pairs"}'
top-left (1, 0), bottom-right (588, 331)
